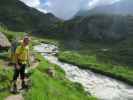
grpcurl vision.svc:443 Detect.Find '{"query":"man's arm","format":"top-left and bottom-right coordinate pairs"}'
top-left (27, 48), bottom-right (31, 67)
top-left (15, 54), bottom-right (19, 64)
top-left (15, 47), bottom-right (20, 69)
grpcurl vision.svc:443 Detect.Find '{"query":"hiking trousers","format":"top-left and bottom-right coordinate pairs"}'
top-left (13, 63), bottom-right (26, 81)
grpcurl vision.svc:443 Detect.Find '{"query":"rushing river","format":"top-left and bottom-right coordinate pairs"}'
top-left (34, 43), bottom-right (133, 100)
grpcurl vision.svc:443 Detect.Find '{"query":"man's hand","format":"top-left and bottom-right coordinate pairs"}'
top-left (16, 64), bottom-right (20, 70)
top-left (27, 61), bottom-right (31, 67)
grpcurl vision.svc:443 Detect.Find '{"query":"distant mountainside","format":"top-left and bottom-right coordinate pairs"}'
top-left (0, 0), bottom-right (59, 33)
top-left (77, 0), bottom-right (133, 16)
top-left (54, 14), bottom-right (133, 43)
top-left (54, 0), bottom-right (133, 43)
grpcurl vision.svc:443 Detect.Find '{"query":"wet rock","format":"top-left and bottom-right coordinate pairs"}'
top-left (0, 32), bottom-right (11, 49)
top-left (5, 94), bottom-right (24, 100)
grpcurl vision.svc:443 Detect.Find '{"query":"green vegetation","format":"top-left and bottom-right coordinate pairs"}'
top-left (0, 0), bottom-right (133, 97)
top-left (52, 14), bottom-right (133, 43)
top-left (0, 66), bottom-right (13, 100)
top-left (31, 36), bottom-right (133, 85)
top-left (0, 27), bottom-right (96, 99)
top-left (58, 51), bottom-right (133, 85)
top-left (99, 38), bottom-right (133, 67)
top-left (24, 55), bottom-right (96, 100)
top-left (0, 53), bottom-right (96, 100)
top-left (0, 0), bottom-right (59, 33)
top-left (0, 26), bottom-right (24, 41)
top-left (0, 51), bottom-right (13, 99)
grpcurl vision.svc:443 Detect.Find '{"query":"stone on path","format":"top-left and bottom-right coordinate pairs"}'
top-left (5, 94), bottom-right (24, 100)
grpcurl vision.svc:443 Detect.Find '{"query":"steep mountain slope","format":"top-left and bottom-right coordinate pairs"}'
top-left (55, 14), bottom-right (133, 44)
top-left (53, 14), bottom-right (133, 66)
top-left (77, 0), bottom-right (133, 16)
top-left (0, 0), bottom-right (59, 33)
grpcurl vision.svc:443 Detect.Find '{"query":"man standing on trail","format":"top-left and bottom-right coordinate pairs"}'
top-left (12, 36), bottom-right (30, 93)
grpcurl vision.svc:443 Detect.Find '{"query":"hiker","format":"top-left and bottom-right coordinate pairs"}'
top-left (12, 36), bottom-right (30, 93)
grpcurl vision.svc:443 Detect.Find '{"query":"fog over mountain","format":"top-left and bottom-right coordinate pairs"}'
top-left (77, 0), bottom-right (133, 16)
top-left (20, 0), bottom-right (123, 20)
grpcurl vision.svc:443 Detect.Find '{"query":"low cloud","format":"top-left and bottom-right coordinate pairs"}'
top-left (20, 0), bottom-right (40, 7)
top-left (20, 0), bottom-right (122, 20)
top-left (88, 0), bottom-right (121, 9)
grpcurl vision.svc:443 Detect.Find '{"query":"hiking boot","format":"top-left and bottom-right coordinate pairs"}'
top-left (11, 83), bottom-right (18, 94)
top-left (21, 81), bottom-right (28, 89)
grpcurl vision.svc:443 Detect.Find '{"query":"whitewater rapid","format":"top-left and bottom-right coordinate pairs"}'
top-left (34, 43), bottom-right (133, 100)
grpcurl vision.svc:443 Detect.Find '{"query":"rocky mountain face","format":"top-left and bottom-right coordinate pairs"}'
top-left (0, 0), bottom-right (59, 33)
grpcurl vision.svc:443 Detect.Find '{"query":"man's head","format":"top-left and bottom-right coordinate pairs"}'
top-left (23, 36), bottom-right (30, 46)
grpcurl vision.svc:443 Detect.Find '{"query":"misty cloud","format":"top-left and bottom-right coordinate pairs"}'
top-left (44, 0), bottom-right (81, 20)
top-left (20, 0), bottom-right (48, 13)
top-left (88, 0), bottom-right (121, 9)
top-left (20, 0), bottom-right (122, 20)
top-left (20, 0), bottom-right (40, 7)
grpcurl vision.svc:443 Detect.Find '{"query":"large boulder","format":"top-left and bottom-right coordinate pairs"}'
top-left (0, 32), bottom-right (11, 49)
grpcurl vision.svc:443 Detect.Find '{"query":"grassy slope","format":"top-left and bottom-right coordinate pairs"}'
top-left (0, 27), bottom-right (96, 100)
top-left (0, 54), bottom-right (13, 100)
top-left (0, 54), bottom-right (96, 100)
top-left (0, 0), bottom-right (58, 32)
top-left (0, 26), bottom-right (14, 98)
top-left (58, 51), bottom-right (133, 85)
top-left (24, 55), bottom-right (96, 100)
top-left (0, 69), bottom-right (13, 100)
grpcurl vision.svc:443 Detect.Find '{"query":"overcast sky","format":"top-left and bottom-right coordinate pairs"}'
top-left (20, 0), bottom-right (122, 20)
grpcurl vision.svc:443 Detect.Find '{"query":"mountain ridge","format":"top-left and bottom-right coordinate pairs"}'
top-left (0, 0), bottom-right (59, 33)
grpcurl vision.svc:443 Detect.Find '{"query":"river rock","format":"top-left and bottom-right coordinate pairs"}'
top-left (47, 67), bottom-right (55, 77)
top-left (0, 32), bottom-right (11, 49)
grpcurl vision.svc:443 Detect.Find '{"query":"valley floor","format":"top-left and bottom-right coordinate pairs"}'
top-left (0, 26), bottom-right (133, 99)
top-left (37, 37), bottom-right (133, 85)
top-left (0, 50), bottom-right (96, 100)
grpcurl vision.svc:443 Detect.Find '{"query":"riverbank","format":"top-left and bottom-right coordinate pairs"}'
top-left (58, 51), bottom-right (133, 86)
top-left (24, 54), bottom-right (96, 100)
top-left (0, 27), bottom-right (96, 100)
top-left (1, 26), bottom-right (133, 99)
top-left (0, 51), bottom-right (96, 100)
top-left (33, 37), bottom-right (133, 85)
top-left (34, 43), bottom-right (133, 100)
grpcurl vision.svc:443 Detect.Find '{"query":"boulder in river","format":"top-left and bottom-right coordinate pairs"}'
top-left (0, 32), bottom-right (11, 49)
